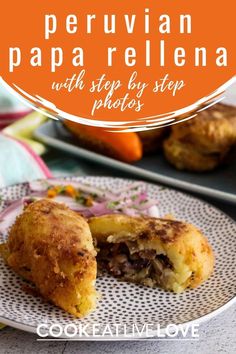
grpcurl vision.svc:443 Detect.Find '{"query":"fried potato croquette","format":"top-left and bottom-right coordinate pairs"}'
top-left (88, 214), bottom-right (214, 293)
top-left (170, 104), bottom-right (236, 153)
top-left (1, 199), bottom-right (97, 317)
top-left (163, 103), bottom-right (236, 171)
top-left (163, 138), bottom-right (224, 172)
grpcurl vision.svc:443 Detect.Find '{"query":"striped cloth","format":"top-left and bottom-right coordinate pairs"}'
top-left (0, 86), bottom-right (31, 129)
top-left (0, 133), bottom-right (52, 188)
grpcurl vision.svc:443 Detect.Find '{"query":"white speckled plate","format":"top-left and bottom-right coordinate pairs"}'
top-left (0, 177), bottom-right (236, 339)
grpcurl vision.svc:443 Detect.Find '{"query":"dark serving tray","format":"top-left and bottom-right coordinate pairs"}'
top-left (35, 121), bottom-right (236, 204)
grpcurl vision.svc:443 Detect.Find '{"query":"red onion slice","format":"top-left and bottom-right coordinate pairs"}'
top-left (0, 180), bottom-right (160, 237)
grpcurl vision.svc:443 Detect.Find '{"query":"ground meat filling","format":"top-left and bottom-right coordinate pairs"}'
top-left (97, 242), bottom-right (174, 287)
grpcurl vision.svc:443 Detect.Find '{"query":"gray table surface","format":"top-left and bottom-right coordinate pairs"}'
top-left (0, 153), bottom-right (235, 354)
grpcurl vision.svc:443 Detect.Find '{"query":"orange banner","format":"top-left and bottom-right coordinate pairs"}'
top-left (0, 0), bottom-right (235, 129)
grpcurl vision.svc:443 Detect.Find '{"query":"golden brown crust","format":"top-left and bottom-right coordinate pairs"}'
top-left (171, 103), bottom-right (236, 153)
top-left (5, 199), bottom-right (97, 317)
top-left (163, 103), bottom-right (236, 171)
top-left (130, 217), bottom-right (187, 244)
top-left (163, 137), bottom-right (224, 172)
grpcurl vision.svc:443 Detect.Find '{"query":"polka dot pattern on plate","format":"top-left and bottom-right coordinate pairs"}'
top-left (0, 177), bottom-right (235, 337)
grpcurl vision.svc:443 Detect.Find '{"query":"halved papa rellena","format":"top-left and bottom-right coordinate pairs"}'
top-left (88, 214), bottom-right (214, 293)
top-left (0, 199), bottom-right (97, 317)
top-left (63, 119), bottom-right (143, 162)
